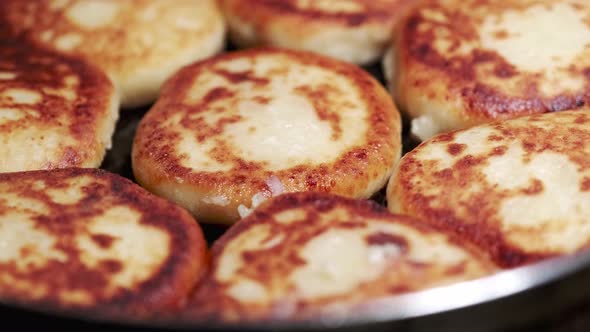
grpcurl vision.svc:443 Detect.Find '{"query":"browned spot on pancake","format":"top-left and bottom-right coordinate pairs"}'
top-left (488, 146), bottom-right (506, 157)
top-left (100, 259), bottom-right (123, 274)
top-left (0, 168), bottom-right (208, 320)
top-left (521, 178), bottom-right (544, 195)
top-left (581, 177), bottom-right (590, 191)
top-left (202, 87), bottom-right (235, 104)
top-left (493, 30), bottom-right (508, 39)
top-left (91, 234), bottom-right (116, 249)
top-left (294, 84), bottom-right (343, 140)
top-left (366, 232), bottom-right (408, 251)
top-left (447, 143), bottom-right (466, 156)
top-left (213, 68), bottom-right (270, 86)
top-left (252, 96), bottom-right (272, 104)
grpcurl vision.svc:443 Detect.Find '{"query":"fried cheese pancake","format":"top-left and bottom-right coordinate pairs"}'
top-left (0, 40), bottom-right (118, 173)
top-left (182, 192), bottom-right (496, 322)
top-left (1, 0), bottom-right (225, 108)
top-left (220, 0), bottom-right (411, 65)
top-left (132, 48), bottom-right (402, 225)
top-left (388, 109), bottom-right (590, 268)
top-left (388, 0), bottom-right (590, 140)
top-left (0, 168), bottom-right (207, 321)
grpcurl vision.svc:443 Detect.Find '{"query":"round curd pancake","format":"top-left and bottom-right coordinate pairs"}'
top-left (387, 0), bottom-right (590, 141)
top-left (388, 109), bottom-right (590, 268)
top-left (0, 168), bottom-right (207, 321)
top-left (220, 0), bottom-right (411, 65)
top-left (181, 192), bottom-right (496, 322)
top-left (132, 48), bottom-right (402, 225)
top-left (1, 0), bottom-right (225, 108)
top-left (0, 40), bottom-right (118, 173)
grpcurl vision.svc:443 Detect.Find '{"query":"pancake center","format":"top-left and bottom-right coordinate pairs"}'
top-left (480, 3), bottom-right (590, 72)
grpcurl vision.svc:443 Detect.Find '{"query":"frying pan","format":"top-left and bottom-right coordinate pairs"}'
top-left (2, 59), bottom-right (590, 332)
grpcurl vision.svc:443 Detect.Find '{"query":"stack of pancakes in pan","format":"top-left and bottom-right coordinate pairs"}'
top-left (0, 0), bottom-right (589, 325)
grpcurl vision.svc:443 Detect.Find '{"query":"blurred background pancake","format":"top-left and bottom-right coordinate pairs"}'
top-left (1, 0), bottom-right (226, 108)
top-left (132, 48), bottom-right (402, 225)
top-left (220, 0), bottom-right (412, 65)
top-left (0, 39), bottom-right (118, 173)
top-left (0, 168), bottom-right (207, 321)
top-left (387, 0), bottom-right (590, 140)
top-left (181, 192), bottom-right (496, 322)
top-left (388, 109), bottom-right (590, 268)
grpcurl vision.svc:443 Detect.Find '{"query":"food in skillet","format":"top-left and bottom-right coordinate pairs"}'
top-left (0, 39), bottom-right (117, 172)
top-left (181, 192), bottom-right (496, 322)
top-left (388, 109), bottom-right (590, 268)
top-left (0, 168), bottom-right (207, 320)
top-left (132, 48), bottom-right (402, 225)
top-left (220, 0), bottom-right (412, 65)
top-left (385, 0), bottom-right (590, 140)
top-left (1, 0), bottom-right (226, 108)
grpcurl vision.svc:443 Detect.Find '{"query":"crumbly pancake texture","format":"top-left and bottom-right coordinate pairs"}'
top-left (220, 0), bottom-right (410, 65)
top-left (182, 192), bottom-right (496, 322)
top-left (132, 48), bottom-right (402, 225)
top-left (0, 168), bottom-right (207, 321)
top-left (1, 0), bottom-right (225, 108)
top-left (390, 0), bottom-right (590, 140)
top-left (388, 110), bottom-right (590, 268)
top-left (0, 40), bottom-right (118, 173)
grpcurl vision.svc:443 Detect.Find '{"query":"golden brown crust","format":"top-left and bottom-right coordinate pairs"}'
top-left (180, 192), bottom-right (496, 322)
top-left (0, 168), bottom-right (207, 321)
top-left (132, 48), bottom-right (401, 224)
top-left (1, 0), bottom-right (225, 108)
top-left (392, 0), bottom-right (590, 137)
top-left (388, 109), bottom-right (590, 268)
top-left (0, 39), bottom-right (117, 172)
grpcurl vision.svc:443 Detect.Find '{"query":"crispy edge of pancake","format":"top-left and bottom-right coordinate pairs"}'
top-left (0, 39), bottom-right (120, 171)
top-left (131, 47), bottom-right (402, 225)
top-left (178, 191), bottom-right (496, 322)
top-left (0, 168), bottom-right (208, 321)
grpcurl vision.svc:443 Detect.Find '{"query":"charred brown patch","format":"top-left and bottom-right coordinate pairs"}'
top-left (213, 68), bottom-right (270, 86)
top-left (521, 179), bottom-right (544, 195)
top-left (294, 84), bottom-right (343, 140)
top-left (447, 143), bottom-right (466, 156)
top-left (366, 232), bottom-right (408, 251)
top-left (91, 234), bottom-right (116, 249)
